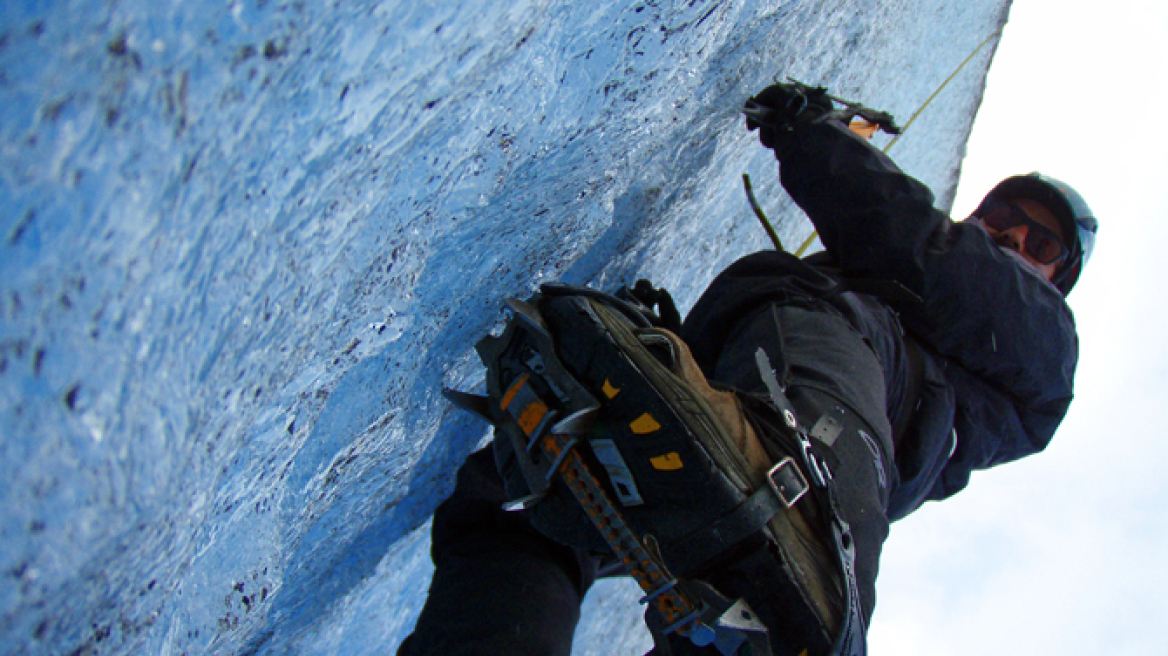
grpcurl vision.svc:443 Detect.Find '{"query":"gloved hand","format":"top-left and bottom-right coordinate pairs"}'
top-left (744, 81), bottom-right (834, 148)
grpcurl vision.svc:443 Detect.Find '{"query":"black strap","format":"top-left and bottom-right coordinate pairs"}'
top-left (665, 474), bottom-right (796, 576)
top-left (680, 543), bottom-right (836, 656)
top-left (820, 472), bottom-right (866, 656)
top-left (541, 282), bottom-right (655, 328)
top-left (801, 252), bottom-right (923, 307)
top-left (755, 347), bottom-right (868, 656)
top-left (616, 279), bottom-right (683, 333)
top-left (890, 336), bottom-right (925, 451)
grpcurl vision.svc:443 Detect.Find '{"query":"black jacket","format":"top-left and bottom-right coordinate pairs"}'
top-left (682, 120), bottom-right (1078, 520)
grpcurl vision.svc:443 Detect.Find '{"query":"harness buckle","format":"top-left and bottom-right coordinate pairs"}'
top-left (767, 456), bottom-right (809, 508)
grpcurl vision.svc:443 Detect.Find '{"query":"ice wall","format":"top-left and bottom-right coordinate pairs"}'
top-left (0, 1), bottom-right (1006, 654)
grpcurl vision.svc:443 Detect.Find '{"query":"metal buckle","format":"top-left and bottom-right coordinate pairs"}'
top-left (766, 457), bottom-right (809, 508)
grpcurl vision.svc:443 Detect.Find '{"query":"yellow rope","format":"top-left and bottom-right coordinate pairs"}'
top-left (880, 24), bottom-right (1006, 154)
top-left (743, 174), bottom-right (784, 251)
top-left (793, 230), bottom-right (819, 257)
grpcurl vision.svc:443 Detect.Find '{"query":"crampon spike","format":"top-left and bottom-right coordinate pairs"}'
top-left (551, 406), bottom-right (601, 435)
top-left (504, 297), bottom-right (550, 333)
top-left (441, 388), bottom-right (493, 422)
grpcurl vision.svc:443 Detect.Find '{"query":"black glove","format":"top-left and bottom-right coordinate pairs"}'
top-left (744, 81), bottom-right (834, 148)
top-left (616, 279), bottom-right (682, 333)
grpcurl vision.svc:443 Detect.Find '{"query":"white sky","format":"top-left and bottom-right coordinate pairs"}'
top-left (871, 1), bottom-right (1168, 654)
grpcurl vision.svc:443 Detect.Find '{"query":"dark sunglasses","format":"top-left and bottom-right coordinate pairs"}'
top-left (975, 197), bottom-right (1068, 266)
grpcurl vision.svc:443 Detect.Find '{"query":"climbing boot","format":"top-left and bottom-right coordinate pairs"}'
top-left (446, 284), bottom-right (849, 655)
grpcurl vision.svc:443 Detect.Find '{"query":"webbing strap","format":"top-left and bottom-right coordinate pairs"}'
top-left (890, 336), bottom-right (925, 452)
top-left (757, 348), bottom-right (868, 656)
top-left (665, 460), bottom-right (807, 576)
top-left (822, 484), bottom-right (866, 656)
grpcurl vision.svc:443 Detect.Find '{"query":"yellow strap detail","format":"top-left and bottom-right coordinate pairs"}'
top-left (500, 373), bottom-right (530, 410)
top-left (629, 413), bottom-right (662, 434)
top-left (650, 452), bottom-right (684, 471)
top-left (602, 379), bottom-right (621, 399)
top-left (516, 400), bottom-right (548, 435)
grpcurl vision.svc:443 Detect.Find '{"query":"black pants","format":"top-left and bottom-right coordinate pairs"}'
top-left (399, 303), bottom-right (894, 655)
top-left (396, 445), bottom-right (601, 656)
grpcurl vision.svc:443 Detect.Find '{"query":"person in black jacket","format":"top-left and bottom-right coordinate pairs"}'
top-left (398, 83), bottom-right (1097, 656)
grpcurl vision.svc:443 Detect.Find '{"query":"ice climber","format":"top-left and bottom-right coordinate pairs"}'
top-left (397, 82), bottom-right (1097, 656)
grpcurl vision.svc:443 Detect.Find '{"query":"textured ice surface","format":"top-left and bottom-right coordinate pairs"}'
top-left (0, 1), bottom-right (1005, 654)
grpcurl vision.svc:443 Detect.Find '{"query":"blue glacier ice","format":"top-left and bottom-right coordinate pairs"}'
top-left (0, 1), bottom-right (1006, 654)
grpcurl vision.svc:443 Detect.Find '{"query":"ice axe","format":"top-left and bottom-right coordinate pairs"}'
top-left (744, 23), bottom-right (1007, 255)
